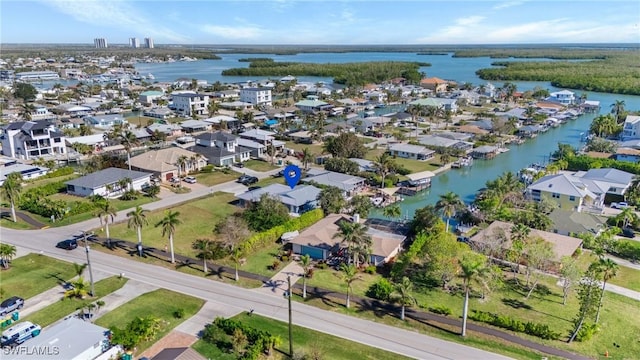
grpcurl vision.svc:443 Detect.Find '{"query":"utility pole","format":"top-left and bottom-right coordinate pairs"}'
top-left (287, 275), bottom-right (293, 357)
top-left (83, 231), bottom-right (95, 297)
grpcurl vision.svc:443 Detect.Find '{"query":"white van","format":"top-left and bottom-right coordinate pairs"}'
top-left (1, 321), bottom-right (41, 347)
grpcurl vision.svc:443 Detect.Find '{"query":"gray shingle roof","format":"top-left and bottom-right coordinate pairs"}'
top-left (237, 183), bottom-right (322, 207)
top-left (65, 167), bottom-right (150, 189)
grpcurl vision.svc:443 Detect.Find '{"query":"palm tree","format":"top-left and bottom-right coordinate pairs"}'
top-left (95, 199), bottom-right (117, 247)
top-left (340, 263), bottom-right (360, 308)
top-left (1, 173), bottom-right (22, 223)
top-left (19, 103), bottom-right (36, 121)
top-left (300, 254), bottom-right (312, 299)
top-left (119, 130), bottom-right (138, 171)
top-left (127, 206), bottom-right (149, 256)
top-left (610, 100), bottom-right (626, 122)
top-left (301, 147), bottom-right (313, 170)
top-left (435, 191), bottom-right (464, 232)
top-left (0, 243), bottom-right (17, 269)
top-left (392, 277), bottom-right (417, 320)
top-left (459, 252), bottom-right (490, 337)
top-left (374, 152), bottom-right (395, 189)
top-left (176, 155), bottom-right (188, 177)
top-left (192, 238), bottom-right (214, 273)
top-left (382, 204), bottom-right (401, 221)
top-left (73, 262), bottom-right (88, 278)
top-left (230, 247), bottom-right (244, 282)
top-left (592, 258), bottom-right (619, 323)
top-left (64, 277), bottom-right (90, 299)
top-left (155, 210), bottom-right (182, 264)
top-left (334, 221), bottom-right (371, 267)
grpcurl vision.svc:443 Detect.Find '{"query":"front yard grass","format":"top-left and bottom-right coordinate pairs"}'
top-left (0, 254), bottom-right (77, 301)
top-left (47, 195), bottom-right (155, 227)
top-left (284, 141), bottom-right (325, 155)
top-left (105, 192), bottom-right (237, 258)
top-left (576, 252), bottom-right (640, 292)
top-left (243, 159), bottom-right (279, 172)
top-left (95, 289), bottom-right (204, 353)
top-left (193, 313), bottom-right (412, 360)
top-left (218, 241), bottom-right (283, 278)
top-left (195, 170), bottom-right (241, 186)
top-left (23, 276), bottom-right (128, 328)
top-left (0, 217), bottom-right (35, 230)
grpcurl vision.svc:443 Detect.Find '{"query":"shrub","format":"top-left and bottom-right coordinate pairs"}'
top-left (366, 278), bottom-right (393, 301)
top-left (364, 265), bottom-right (376, 274)
top-left (173, 308), bottom-right (185, 319)
top-left (574, 322), bottom-right (598, 342)
top-left (281, 255), bottom-right (289, 262)
top-left (201, 165), bottom-right (214, 173)
top-left (428, 305), bottom-right (452, 316)
top-left (315, 262), bottom-right (328, 270)
top-left (240, 209), bottom-right (324, 251)
top-left (469, 310), bottom-right (561, 340)
top-left (306, 268), bottom-right (314, 279)
top-left (271, 260), bottom-right (281, 270)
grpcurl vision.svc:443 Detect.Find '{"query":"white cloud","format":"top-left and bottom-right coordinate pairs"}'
top-left (43, 0), bottom-right (190, 43)
top-left (493, 1), bottom-right (526, 10)
top-left (200, 25), bottom-right (263, 40)
top-left (455, 15), bottom-right (485, 26)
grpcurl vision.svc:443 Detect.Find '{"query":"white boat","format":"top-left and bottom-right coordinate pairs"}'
top-left (147, 73), bottom-right (155, 80)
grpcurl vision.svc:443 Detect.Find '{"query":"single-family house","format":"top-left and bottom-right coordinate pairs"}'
top-left (388, 143), bottom-right (435, 161)
top-left (471, 220), bottom-right (583, 263)
top-left (180, 119), bottom-right (211, 133)
top-left (576, 168), bottom-right (634, 202)
top-left (615, 147), bottom-right (640, 163)
top-left (418, 135), bottom-right (473, 152)
top-left (419, 77), bottom-right (448, 93)
top-left (147, 123), bottom-right (183, 137)
top-left (139, 90), bottom-right (164, 105)
top-left (527, 173), bottom-right (602, 212)
top-left (240, 87), bottom-right (272, 107)
top-left (294, 98), bottom-right (331, 113)
top-left (144, 107), bottom-right (173, 120)
top-left (302, 170), bottom-right (366, 197)
top-left (84, 114), bottom-right (127, 130)
top-left (1, 121), bottom-right (66, 160)
top-left (172, 93), bottom-right (209, 117)
top-left (0, 163), bottom-right (49, 185)
top-left (237, 184), bottom-right (322, 214)
top-left (65, 167), bottom-right (151, 198)
top-left (128, 147), bottom-right (206, 182)
top-left (203, 115), bottom-right (240, 130)
top-left (349, 158), bottom-right (376, 172)
top-left (470, 145), bottom-right (500, 159)
top-left (405, 170), bottom-right (435, 187)
top-left (289, 130), bottom-right (314, 143)
top-left (547, 90), bottom-right (576, 105)
top-left (548, 209), bottom-right (607, 236)
top-left (621, 115), bottom-right (640, 140)
top-left (188, 131), bottom-right (251, 166)
top-left (30, 105), bottom-right (57, 121)
top-left (239, 129), bottom-right (285, 149)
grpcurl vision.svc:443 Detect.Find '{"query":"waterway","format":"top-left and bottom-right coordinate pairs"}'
top-left (131, 53), bottom-right (639, 217)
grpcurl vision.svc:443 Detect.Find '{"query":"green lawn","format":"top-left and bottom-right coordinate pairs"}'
top-left (243, 159), bottom-right (279, 172)
top-left (0, 254), bottom-right (77, 301)
top-left (95, 289), bottom-right (205, 353)
top-left (255, 176), bottom-right (286, 188)
top-left (218, 242), bottom-right (283, 278)
top-left (23, 276), bottom-right (128, 328)
top-left (0, 217), bottom-right (35, 230)
top-left (47, 195), bottom-right (155, 227)
top-left (195, 170), bottom-right (241, 186)
top-left (284, 141), bottom-right (325, 155)
top-left (305, 267), bottom-right (380, 298)
top-left (392, 157), bottom-right (441, 173)
top-left (193, 313), bottom-right (411, 360)
top-left (576, 252), bottom-right (640, 292)
top-left (22, 173), bottom-right (79, 191)
top-left (106, 192), bottom-right (238, 258)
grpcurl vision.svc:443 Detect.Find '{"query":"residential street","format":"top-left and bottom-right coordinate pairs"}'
top-left (1, 226), bottom-right (511, 360)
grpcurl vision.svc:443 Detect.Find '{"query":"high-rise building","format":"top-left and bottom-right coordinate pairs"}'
top-left (144, 37), bottom-right (154, 49)
top-left (129, 37), bottom-right (140, 48)
top-left (94, 38), bottom-right (108, 48)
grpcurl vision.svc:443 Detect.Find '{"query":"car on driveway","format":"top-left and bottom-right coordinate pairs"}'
top-left (611, 202), bottom-right (630, 209)
top-left (56, 239), bottom-right (78, 250)
top-left (238, 175), bottom-right (258, 186)
top-left (0, 296), bottom-right (24, 316)
top-left (184, 176), bottom-right (197, 184)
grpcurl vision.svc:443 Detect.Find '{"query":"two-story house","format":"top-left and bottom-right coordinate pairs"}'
top-left (172, 93), bottom-right (210, 117)
top-left (188, 131), bottom-right (251, 166)
top-left (1, 121), bottom-right (66, 160)
top-left (621, 115), bottom-right (640, 140)
top-left (239, 87), bottom-right (272, 107)
top-left (547, 90), bottom-right (576, 105)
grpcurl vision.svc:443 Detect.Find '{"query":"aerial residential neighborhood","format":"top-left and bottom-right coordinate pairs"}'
top-left (1, 1), bottom-right (640, 359)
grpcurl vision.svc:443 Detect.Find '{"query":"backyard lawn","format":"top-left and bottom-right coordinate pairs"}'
top-left (96, 289), bottom-right (204, 353)
top-left (284, 141), bottom-right (325, 156)
top-left (23, 276), bottom-right (128, 328)
top-left (193, 313), bottom-right (412, 360)
top-left (243, 159), bottom-right (279, 172)
top-left (0, 254), bottom-right (77, 301)
top-left (195, 169), bottom-right (241, 186)
top-left (105, 192), bottom-right (238, 258)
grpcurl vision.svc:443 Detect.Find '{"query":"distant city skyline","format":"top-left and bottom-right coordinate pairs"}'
top-left (1, 1), bottom-right (639, 45)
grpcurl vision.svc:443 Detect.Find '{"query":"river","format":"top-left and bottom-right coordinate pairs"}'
top-left (135, 53), bottom-right (640, 218)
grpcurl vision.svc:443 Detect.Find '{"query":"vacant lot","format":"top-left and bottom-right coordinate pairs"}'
top-left (0, 254), bottom-right (77, 301)
top-left (195, 170), bottom-right (241, 186)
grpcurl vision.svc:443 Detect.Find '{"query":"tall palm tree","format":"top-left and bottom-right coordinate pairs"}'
top-left (591, 258), bottom-right (619, 323)
top-left (19, 103), bottom-right (36, 121)
top-left (610, 100), bottom-right (626, 122)
top-left (459, 252), bottom-right (490, 337)
top-left (334, 221), bottom-right (371, 266)
top-left (340, 263), bottom-right (360, 308)
top-left (300, 254), bottom-right (312, 299)
top-left (1, 173), bottom-right (22, 223)
top-left (119, 130), bottom-right (138, 171)
top-left (382, 204), bottom-right (401, 222)
top-left (392, 276), bottom-right (417, 320)
top-left (155, 210), bottom-right (182, 264)
top-left (176, 155), bottom-right (188, 177)
top-left (192, 238), bottom-right (214, 273)
top-left (127, 206), bottom-right (149, 256)
top-left (230, 247), bottom-right (244, 282)
top-left (301, 147), bottom-right (313, 170)
top-left (435, 191), bottom-right (464, 232)
top-left (0, 243), bottom-right (17, 269)
top-left (374, 152), bottom-right (395, 189)
top-left (95, 198), bottom-right (117, 247)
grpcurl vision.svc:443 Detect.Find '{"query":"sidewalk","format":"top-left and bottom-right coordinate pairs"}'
top-left (256, 260), bottom-right (303, 296)
top-left (92, 279), bottom-right (158, 320)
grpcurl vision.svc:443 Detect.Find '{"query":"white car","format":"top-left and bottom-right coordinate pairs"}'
top-left (611, 202), bottom-right (630, 209)
top-left (184, 176), bottom-right (197, 184)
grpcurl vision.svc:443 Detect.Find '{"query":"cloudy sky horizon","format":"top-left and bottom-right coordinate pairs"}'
top-left (2, 0), bottom-right (639, 45)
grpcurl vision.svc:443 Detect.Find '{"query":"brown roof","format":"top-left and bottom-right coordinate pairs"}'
top-left (288, 213), bottom-right (349, 249)
top-left (471, 220), bottom-right (583, 261)
top-left (152, 347), bottom-right (205, 360)
top-left (420, 77), bottom-right (447, 84)
top-left (128, 147), bottom-right (203, 173)
top-left (616, 148), bottom-right (640, 156)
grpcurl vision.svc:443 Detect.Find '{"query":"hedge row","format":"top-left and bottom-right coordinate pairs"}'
top-left (469, 310), bottom-right (561, 340)
top-left (240, 208), bottom-right (324, 252)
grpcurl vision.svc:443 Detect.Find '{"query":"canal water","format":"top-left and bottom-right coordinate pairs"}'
top-left (130, 52), bottom-right (640, 217)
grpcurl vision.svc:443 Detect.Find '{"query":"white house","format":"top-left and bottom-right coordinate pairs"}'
top-left (548, 90), bottom-right (576, 105)
top-left (30, 105), bottom-right (57, 121)
top-left (188, 131), bottom-right (251, 166)
top-left (172, 93), bottom-right (210, 117)
top-left (240, 87), bottom-right (272, 107)
top-left (622, 115), bottom-right (640, 140)
top-left (0, 163), bottom-right (49, 185)
top-left (84, 114), bottom-right (128, 130)
top-left (1, 121), bottom-right (66, 160)
top-left (388, 143), bottom-right (435, 161)
top-left (65, 167), bottom-right (151, 198)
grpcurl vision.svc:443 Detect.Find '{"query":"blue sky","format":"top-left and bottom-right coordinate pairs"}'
top-left (2, 1), bottom-right (639, 44)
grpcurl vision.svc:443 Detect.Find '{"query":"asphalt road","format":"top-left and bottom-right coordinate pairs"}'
top-left (2, 224), bottom-right (511, 360)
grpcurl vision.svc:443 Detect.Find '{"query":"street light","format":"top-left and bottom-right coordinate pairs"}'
top-left (83, 231), bottom-right (95, 297)
top-left (287, 275), bottom-right (293, 357)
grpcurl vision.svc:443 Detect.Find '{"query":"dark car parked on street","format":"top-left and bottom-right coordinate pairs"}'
top-left (238, 175), bottom-right (259, 186)
top-left (56, 239), bottom-right (78, 250)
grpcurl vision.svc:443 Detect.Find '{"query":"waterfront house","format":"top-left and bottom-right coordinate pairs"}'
top-left (547, 90), bottom-right (576, 106)
top-left (180, 119), bottom-right (211, 133)
top-left (65, 167), bottom-right (151, 198)
top-left (418, 135), bottom-right (473, 152)
top-left (388, 143), bottom-right (435, 161)
top-left (128, 147), bottom-right (206, 182)
top-left (621, 115), bottom-right (640, 140)
top-left (294, 98), bottom-right (331, 113)
top-left (470, 145), bottom-right (499, 159)
top-left (239, 87), bottom-right (272, 107)
top-left (349, 158), bottom-right (376, 172)
top-left (84, 114), bottom-right (127, 130)
top-left (301, 170), bottom-right (366, 197)
top-left (188, 131), bottom-right (251, 166)
top-left (236, 183), bottom-right (321, 214)
top-left (139, 90), bottom-right (164, 105)
top-left (614, 147), bottom-right (640, 163)
top-left (144, 107), bottom-right (173, 120)
top-left (172, 93), bottom-right (209, 117)
top-left (1, 121), bottom-right (66, 160)
top-left (30, 105), bottom-right (57, 121)
top-left (526, 173), bottom-right (601, 212)
top-left (406, 170), bottom-right (435, 187)
top-left (471, 220), bottom-right (583, 263)
top-left (0, 162), bottom-right (49, 185)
